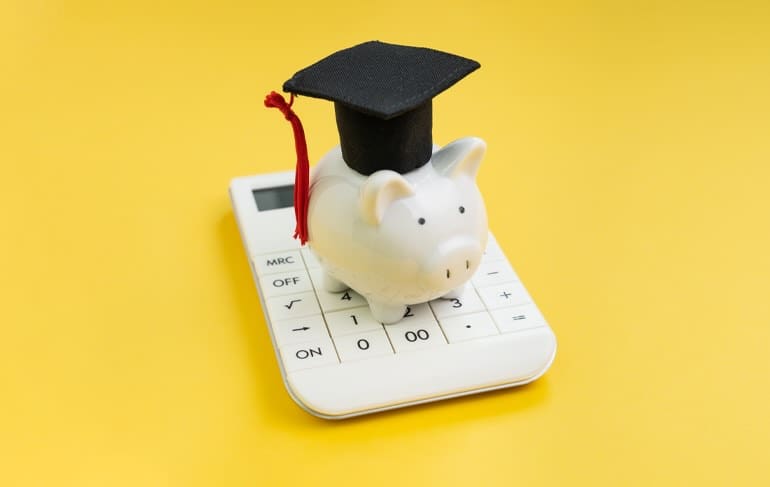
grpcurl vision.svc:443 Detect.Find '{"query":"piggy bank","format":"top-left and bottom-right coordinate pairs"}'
top-left (307, 136), bottom-right (488, 324)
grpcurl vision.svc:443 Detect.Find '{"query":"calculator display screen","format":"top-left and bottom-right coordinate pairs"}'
top-left (252, 185), bottom-right (294, 211)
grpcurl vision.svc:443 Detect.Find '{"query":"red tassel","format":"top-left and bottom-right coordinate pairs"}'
top-left (264, 91), bottom-right (309, 245)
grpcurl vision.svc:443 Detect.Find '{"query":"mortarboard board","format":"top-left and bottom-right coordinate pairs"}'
top-left (264, 41), bottom-right (480, 244)
top-left (283, 40), bottom-right (480, 175)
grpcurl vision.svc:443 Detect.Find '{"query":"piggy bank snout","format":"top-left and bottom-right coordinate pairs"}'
top-left (425, 237), bottom-right (482, 290)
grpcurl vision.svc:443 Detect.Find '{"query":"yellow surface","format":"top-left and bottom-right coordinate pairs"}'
top-left (2, 1), bottom-right (769, 485)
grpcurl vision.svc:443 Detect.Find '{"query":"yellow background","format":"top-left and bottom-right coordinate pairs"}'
top-left (2, 1), bottom-right (769, 485)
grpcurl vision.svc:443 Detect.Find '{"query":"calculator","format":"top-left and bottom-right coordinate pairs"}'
top-left (229, 170), bottom-right (556, 419)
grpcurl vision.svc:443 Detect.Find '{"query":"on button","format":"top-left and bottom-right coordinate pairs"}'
top-left (280, 337), bottom-right (339, 372)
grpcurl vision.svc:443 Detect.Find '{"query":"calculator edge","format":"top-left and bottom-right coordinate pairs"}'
top-left (229, 172), bottom-right (302, 406)
top-left (284, 328), bottom-right (556, 420)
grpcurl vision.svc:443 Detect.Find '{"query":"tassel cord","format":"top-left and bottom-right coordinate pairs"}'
top-left (264, 91), bottom-right (309, 245)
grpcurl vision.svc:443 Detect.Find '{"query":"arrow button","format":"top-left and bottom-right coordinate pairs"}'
top-left (272, 315), bottom-right (330, 347)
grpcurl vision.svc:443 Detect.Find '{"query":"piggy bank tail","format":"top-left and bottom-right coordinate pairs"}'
top-left (264, 91), bottom-right (309, 245)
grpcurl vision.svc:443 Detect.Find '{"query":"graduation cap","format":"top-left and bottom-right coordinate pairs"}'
top-left (264, 41), bottom-right (480, 244)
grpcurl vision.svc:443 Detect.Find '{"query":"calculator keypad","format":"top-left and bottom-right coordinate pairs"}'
top-left (272, 315), bottom-right (330, 347)
top-left (325, 306), bottom-right (383, 336)
top-left (334, 329), bottom-right (394, 362)
top-left (398, 303), bottom-right (436, 326)
top-left (257, 235), bottom-right (548, 370)
top-left (471, 259), bottom-right (519, 288)
top-left (254, 250), bottom-right (306, 276)
top-left (308, 269), bottom-right (368, 311)
top-left (439, 312), bottom-right (499, 343)
top-left (265, 291), bottom-right (321, 321)
top-left (490, 304), bottom-right (546, 333)
top-left (476, 281), bottom-right (531, 310)
top-left (259, 269), bottom-right (314, 298)
top-left (385, 320), bottom-right (446, 353)
top-left (429, 287), bottom-right (485, 319)
top-left (300, 247), bottom-right (322, 269)
top-left (280, 336), bottom-right (339, 372)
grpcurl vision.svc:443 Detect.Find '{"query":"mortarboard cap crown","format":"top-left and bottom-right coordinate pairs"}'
top-left (283, 41), bottom-right (480, 175)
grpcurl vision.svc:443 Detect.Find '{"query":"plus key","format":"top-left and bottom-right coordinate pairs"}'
top-left (477, 282), bottom-right (531, 310)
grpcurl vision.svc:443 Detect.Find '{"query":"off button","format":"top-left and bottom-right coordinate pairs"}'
top-left (259, 269), bottom-right (313, 298)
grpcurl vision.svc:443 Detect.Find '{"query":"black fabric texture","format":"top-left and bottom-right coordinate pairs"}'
top-left (281, 40), bottom-right (479, 175)
top-left (283, 41), bottom-right (480, 119)
top-left (335, 101), bottom-right (432, 175)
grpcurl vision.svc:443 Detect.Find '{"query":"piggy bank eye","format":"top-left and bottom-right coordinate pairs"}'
top-left (418, 217), bottom-right (426, 225)
top-left (459, 206), bottom-right (466, 214)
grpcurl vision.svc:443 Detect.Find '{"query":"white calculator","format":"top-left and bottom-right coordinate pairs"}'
top-left (230, 170), bottom-right (556, 419)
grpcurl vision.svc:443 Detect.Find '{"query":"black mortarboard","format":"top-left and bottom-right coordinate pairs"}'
top-left (282, 41), bottom-right (480, 175)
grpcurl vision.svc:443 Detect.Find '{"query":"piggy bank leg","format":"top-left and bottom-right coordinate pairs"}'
top-left (368, 300), bottom-right (407, 325)
top-left (442, 282), bottom-right (467, 300)
top-left (321, 270), bottom-right (349, 293)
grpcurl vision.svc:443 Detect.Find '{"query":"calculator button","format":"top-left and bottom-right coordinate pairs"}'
top-left (429, 287), bottom-right (485, 319)
top-left (300, 247), bottom-right (322, 269)
top-left (438, 312), bottom-right (499, 343)
top-left (334, 329), bottom-right (394, 363)
top-left (477, 282), bottom-right (531, 310)
top-left (490, 304), bottom-right (546, 333)
top-left (253, 250), bottom-right (305, 276)
top-left (259, 269), bottom-right (313, 298)
top-left (325, 306), bottom-right (384, 337)
top-left (385, 320), bottom-right (446, 353)
top-left (280, 336), bottom-right (339, 372)
top-left (266, 291), bottom-right (321, 321)
top-left (316, 288), bottom-right (368, 312)
top-left (471, 260), bottom-right (519, 288)
top-left (482, 234), bottom-right (505, 263)
top-left (400, 303), bottom-right (437, 325)
top-left (308, 269), bottom-right (368, 311)
top-left (272, 315), bottom-right (330, 347)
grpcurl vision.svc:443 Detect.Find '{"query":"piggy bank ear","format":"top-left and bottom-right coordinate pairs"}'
top-left (359, 170), bottom-right (415, 225)
top-left (431, 136), bottom-right (486, 180)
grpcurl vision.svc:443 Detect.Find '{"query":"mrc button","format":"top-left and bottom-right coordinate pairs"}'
top-left (253, 250), bottom-right (305, 276)
top-left (259, 269), bottom-right (313, 298)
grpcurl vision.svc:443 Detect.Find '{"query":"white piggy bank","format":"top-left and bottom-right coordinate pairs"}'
top-left (307, 136), bottom-right (488, 324)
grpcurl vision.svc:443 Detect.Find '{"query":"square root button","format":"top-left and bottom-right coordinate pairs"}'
top-left (266, 291), bottom-right (321, 322)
